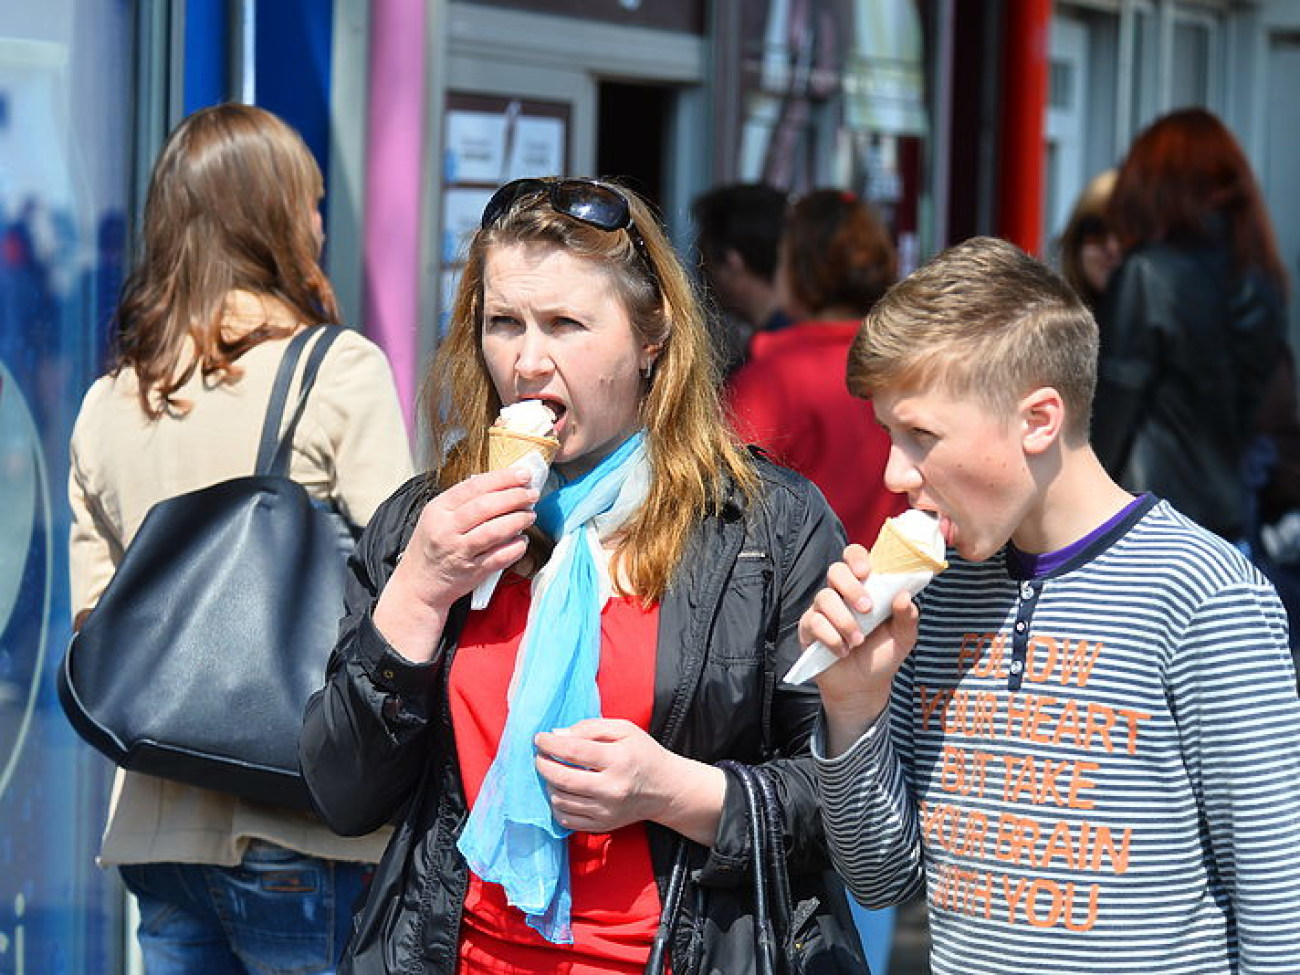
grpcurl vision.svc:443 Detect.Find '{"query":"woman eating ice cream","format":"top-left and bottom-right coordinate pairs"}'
top-left (299, 177), bottom-right (870, 974)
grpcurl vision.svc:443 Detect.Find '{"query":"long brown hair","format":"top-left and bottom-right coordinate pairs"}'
top-left (425, 178), bottom-right (758, 601)
top-left (1108, 107), bottom-right (1288, 295)
top-left (113, 103), bottom-right (339, 416)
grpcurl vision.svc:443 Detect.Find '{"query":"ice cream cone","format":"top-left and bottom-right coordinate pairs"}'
top-left (870, 518), bottom-right (948, 575)
top-left (488, 427), bottom-right (559, 470)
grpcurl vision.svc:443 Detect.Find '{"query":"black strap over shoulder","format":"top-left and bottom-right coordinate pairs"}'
top-left (255, 325), bottom-right (347, 477)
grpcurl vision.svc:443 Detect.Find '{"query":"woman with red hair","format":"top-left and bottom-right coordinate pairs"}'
top-left (1092, 108), bottom-right (1289, 544)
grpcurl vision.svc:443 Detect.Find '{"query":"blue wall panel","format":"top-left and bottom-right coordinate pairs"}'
top-left (184, 0), bottom-right (231, 116)
top-left (257, 0), bottom-right (334, 186)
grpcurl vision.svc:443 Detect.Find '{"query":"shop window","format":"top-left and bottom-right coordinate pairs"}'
top-left (1172, 13), bottom-right (1220, 110)
top-left (0, 6), bottom-right (136, 972)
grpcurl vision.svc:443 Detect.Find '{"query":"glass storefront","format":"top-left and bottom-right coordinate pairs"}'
top-left (0, 3), bottom-right (134, 972)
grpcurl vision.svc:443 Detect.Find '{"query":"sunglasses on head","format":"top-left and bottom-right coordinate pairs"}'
top-left (480, 177), bottom-right (660, 292)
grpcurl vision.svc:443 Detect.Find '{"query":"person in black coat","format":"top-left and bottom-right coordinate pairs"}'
top-left (300, 177), bottom-right (870, 974)
top-left (1092, 107), bottom-right (1289, 543)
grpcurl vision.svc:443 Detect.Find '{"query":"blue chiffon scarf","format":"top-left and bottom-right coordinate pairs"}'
top-left (456, 431), bottom-right (649, 943)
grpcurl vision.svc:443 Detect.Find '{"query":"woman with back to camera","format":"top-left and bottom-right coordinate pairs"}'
top-left (726, 188), bottom-right (907, 549)
top-left (1092, 107), bottom-right (1289, 543)
top-left (68, 103), bottom-right (414, 973)
top-left (299, 176), bottom-right (870, 974)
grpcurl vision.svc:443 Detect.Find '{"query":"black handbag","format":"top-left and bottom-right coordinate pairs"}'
top-left (648, 761), bottom-right (859, 975)
top-left (58, 325), bottom-right (354, 810)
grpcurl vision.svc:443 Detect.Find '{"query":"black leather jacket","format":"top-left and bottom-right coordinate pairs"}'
top-left (300, 458), bottom-right (869, 974)
top-left (1092, 237), bottom-right (1285, 540)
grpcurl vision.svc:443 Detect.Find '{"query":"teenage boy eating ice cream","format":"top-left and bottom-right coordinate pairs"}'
top-left (802, 236), bottom-right (1300, 974)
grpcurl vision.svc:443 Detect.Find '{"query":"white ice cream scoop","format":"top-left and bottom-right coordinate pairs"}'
top-left (496, 399), bottom-right (557, 437)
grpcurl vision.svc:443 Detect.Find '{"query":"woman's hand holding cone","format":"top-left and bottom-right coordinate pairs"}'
top-left (374, 467), bottom-right (540, 663)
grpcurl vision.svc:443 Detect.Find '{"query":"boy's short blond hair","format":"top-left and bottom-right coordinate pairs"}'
top-left (847, 236), bottom-right (1099, 441)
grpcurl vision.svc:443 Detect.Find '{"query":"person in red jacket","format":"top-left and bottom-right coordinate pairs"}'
top-left (727, 188), bottom-right (906, 546)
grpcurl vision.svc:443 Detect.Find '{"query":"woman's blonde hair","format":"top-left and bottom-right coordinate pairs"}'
top-left (1056, 168), bottom-right (1116, 308)
top-left (114, 103), bottom-right (338, 416)
top-left (848, 236), bottom-right (1098, 442)
top-left (425, 178), bottom-right (757, 601)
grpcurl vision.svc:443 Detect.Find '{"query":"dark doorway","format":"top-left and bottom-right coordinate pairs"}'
top-left (597, 81), bottom-right (670, 215)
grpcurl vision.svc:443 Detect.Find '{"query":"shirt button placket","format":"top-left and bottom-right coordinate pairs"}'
top-left (1007, 580), bottom-right (1042, 692)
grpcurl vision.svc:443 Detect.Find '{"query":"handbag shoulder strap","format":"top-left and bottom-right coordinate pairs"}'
top-left (717, 760), bottom-right (786, 975)
top-left (645, 839), bottom-right (691, 975)
top-left (254, 325), bottom-right (347, 477)
top-left (751, 765), bottom-right (793, 940)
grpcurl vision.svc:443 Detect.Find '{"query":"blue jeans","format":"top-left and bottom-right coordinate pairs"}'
top-left (119, 842), bottom-right (370, 975)
top-left (849, 900), bottom-right (895, 975)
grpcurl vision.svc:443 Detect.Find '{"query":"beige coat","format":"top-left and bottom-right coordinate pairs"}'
top-left (69, 304), bottom-right (414, 867)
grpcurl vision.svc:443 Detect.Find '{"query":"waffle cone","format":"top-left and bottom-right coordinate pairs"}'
top-left (869, 518), bottom-right (948, 574)
top-left (487, 427), bottom-right (559, 470)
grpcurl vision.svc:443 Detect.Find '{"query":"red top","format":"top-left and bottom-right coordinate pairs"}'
top-left (727, 319), bottom-right (907, 545)
top-left (451, 572), bottom-right (663, 974)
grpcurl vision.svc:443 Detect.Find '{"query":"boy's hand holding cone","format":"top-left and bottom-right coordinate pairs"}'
top-left (785, 510), bottom-right (947, 684)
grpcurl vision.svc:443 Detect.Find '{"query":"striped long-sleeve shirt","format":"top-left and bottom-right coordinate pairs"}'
top-left (814, 497), bottom-right (1300, 973)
